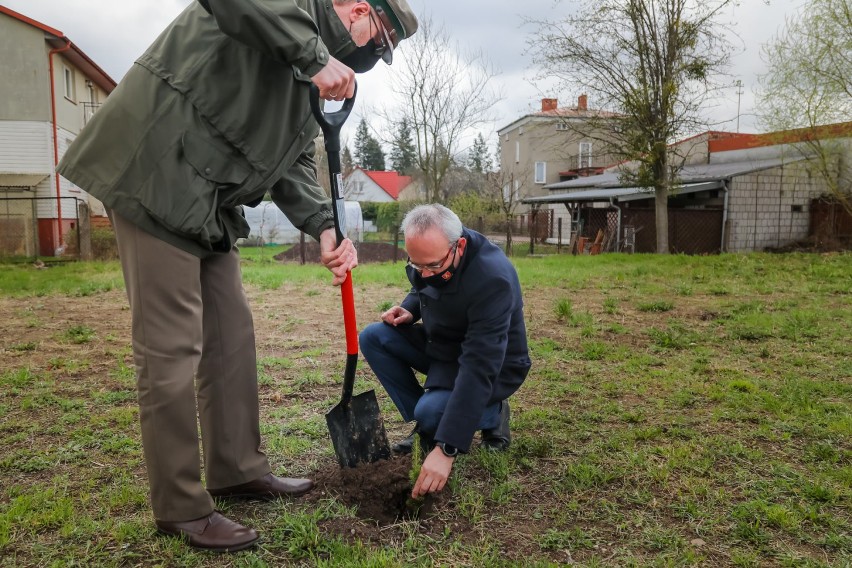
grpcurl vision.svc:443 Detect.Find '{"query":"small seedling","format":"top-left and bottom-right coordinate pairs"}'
top-left (405, 434), bottom-right (426, 515)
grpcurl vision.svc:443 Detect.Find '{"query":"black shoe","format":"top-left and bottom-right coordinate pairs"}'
top-left (481, 400), bottom-right (511, 451)
top-left (392, 426), bottom-right (418, 454)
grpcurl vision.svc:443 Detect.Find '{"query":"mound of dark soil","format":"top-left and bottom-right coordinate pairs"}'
top-left (275, 242), bottom-right (405, 264)
top-left (308, 454), bottom-right (448, 525)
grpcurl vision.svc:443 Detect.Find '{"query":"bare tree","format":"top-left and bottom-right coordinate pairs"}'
top-left (528, 0), bottom-right (736, 253)
top-left (378, 15), bottom-right (501, 203)
top-left (758, 0), bottom-right (852, 214)
top-left (484, 170), bottom-right (528, 256)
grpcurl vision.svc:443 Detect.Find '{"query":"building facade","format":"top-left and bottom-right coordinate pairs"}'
top-left (496, 95), bottom-right (620, 205)
top-left (0, 6), bottom-right (115, 256)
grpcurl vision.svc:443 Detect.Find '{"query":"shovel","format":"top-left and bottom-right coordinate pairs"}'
top-left (309, 84), bottom-right (391, 468)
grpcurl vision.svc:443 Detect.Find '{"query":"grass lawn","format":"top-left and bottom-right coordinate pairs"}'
top-left (0, 251), bottom-right (849, 566)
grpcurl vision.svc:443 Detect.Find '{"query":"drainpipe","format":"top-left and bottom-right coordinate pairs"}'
top-left (609, 197), bottom-right (621, 252)
top-left (49, 39), bottom-right (72, 253)
top-left (721, 179), bottom-right (730, 252)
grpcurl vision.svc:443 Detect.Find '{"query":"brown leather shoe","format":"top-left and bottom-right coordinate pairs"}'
top-left (156, 511), bottom-right (259, 552)
top-left (208, 472), bottom-right (314, 500)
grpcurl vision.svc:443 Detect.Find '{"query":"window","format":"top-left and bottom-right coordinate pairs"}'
top-left (63, 66), bottom-right (75, 100)
top-left (534, 161), bottom-right (546, 184)
top-left (502, 179), bottom-right (520, 203)
top-left (578, 142), bottom-right (592, 169)
top-left (515, 141), bottom-right (520, 163)
top-left (556, 123), bottom-right (568, 131)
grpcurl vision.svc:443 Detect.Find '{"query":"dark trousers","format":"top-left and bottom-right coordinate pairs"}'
top-left (359, 322), bottom-right (501, 436)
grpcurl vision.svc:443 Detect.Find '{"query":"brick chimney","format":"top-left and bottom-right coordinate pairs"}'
top-left (541, 98), bottom-right (558, 112)
top-left (578, 94), bottom-right (588, 111)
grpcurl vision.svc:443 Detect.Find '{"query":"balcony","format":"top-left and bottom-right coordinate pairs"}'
top-left (82, 102), bottom-right (102, 125)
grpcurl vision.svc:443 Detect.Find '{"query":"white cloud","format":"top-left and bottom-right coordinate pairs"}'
top-left (4, 0), bottom-right (803, 151)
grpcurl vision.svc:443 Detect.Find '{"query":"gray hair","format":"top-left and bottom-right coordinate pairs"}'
top-left (401, 204), bottom-right (463, 243)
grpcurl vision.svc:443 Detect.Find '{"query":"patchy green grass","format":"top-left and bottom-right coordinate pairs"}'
top-left (0, 252), bottom-right (850, 566)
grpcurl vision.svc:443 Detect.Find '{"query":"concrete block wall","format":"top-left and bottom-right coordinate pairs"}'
top-left (725, 162), bottom-right (828, 252)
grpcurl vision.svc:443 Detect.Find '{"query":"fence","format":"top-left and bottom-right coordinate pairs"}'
top-left (529, 206), bottom-right (724, 255)
top-left (620, 208), bottom-right (723, 254)
top-left (0, 197), bottom-right (82, 261)
top-left (810, 198), bottom-right (852, 241)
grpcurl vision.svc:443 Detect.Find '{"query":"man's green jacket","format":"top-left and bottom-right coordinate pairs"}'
top-left (58, 0), bottom-right (357, 256)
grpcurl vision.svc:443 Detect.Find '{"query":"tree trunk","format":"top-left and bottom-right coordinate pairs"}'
top-left (655, 186), bottom-right (669, 253)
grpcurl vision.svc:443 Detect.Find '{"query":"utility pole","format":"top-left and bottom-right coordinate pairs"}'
top-left (735, 80), bottom-right (743, 133)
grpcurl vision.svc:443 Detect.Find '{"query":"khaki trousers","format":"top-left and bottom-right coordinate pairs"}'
top-left (111, 212), bottom-right (270, 521)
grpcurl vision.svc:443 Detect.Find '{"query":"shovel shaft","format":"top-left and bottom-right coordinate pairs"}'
top-left (341, 272), bottom-right (358, 357)
top-left (309, 84), bottom-right (359, 401)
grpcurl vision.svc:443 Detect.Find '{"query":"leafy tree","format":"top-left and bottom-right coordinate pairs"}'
top-left (389, 117), bottom-right (417, 174)
top-left (528, 0), bottom-right (736, 253)
top-left (758, 0), bottom-right (852, 213)
top-left (353, 118), bottom-right (386, 171)
top-left (468, 133), bottom-right (493, 174)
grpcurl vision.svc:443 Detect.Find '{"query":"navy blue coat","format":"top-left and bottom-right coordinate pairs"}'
top-left (400, 228), bottom-right (531, 451)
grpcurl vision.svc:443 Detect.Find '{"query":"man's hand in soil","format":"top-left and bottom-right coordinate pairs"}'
top-left (319, 228), bottom-right (358, 286)
top-left (411, 447), bottom-right (454, 498)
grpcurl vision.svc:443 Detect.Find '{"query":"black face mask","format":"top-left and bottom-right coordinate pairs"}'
top-left (339, 39), bottom-right (384, 73)
top-left (419, 262), bottom-right (458, 288)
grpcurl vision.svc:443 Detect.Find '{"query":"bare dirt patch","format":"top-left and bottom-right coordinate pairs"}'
top-left (275, 241), bottom-right (405, 264)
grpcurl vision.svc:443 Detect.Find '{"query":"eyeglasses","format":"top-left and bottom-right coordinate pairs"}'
top-left (407, 242), bottom-right (458, 273)
top-left (369, 6), bottom-right (397, 63)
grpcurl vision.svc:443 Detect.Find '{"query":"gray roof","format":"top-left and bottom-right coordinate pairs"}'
top-left (523, 181), bottom-right (724, 205)
top-left (543, 156), bottom-right (807, 191)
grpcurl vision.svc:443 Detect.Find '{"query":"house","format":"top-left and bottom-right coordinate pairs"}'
top-left (344, 167), bottom-right (414, 202)
top-left (496, 95), bottom-right (621, 201)
top-left (0, 6), bottom-right (116, 257)
top-left (523, 122), bottom-right (852, 253)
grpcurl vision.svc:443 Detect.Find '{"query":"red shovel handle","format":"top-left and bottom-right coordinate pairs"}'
top-left (341, 272), bottom-right (357, 356)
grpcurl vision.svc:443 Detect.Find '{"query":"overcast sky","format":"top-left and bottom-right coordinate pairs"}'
top-left (4, 0), bottom-right (804, 153)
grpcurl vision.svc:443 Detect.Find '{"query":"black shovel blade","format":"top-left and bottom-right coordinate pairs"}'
top-left (325, 389), bottom-right (391, 468)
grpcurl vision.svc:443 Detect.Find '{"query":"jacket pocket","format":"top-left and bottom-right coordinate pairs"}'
top-left (181, 131), bottom-right (251, 186)
top-left (136, 132), bottom-right (250, 247)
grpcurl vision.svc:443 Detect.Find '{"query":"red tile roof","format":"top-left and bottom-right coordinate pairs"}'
top-left (360, 169), bottom-right (412, 200)
top-left (708, 122), bottom-right (852, 153)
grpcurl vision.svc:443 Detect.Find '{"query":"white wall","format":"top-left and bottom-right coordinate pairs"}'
top-left (726, 162), bottom-right (827, 252)
top-left (240, 200), bottom-right (363, 245)
top-left (0, 120), bottom-right (52, 174)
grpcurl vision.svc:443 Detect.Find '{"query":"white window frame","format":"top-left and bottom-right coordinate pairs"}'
top-left (534, 161), bottom-right (546, 184)
top-left (63, 66), bottom-right (75, 101)
top-left (579, 142), bottom-right (592, 169)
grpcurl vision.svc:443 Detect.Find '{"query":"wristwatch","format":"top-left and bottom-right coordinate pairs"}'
top-left (437, 441), bottom-right (459, 458)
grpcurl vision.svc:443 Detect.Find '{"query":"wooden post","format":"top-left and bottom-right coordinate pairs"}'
top-left (557, 218), bottom-right (562, 254)
top-left (529, 209), bottom-right (536, 255)
top-left (77, 201), bottom-right (93, 261)
top-left (299, 231), bottom-right (306, 265)
top-left (393, 225), bottom-right (400, 263)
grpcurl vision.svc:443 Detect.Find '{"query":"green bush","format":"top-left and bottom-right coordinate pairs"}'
top-left (91, 227), bottom-right (119, 260)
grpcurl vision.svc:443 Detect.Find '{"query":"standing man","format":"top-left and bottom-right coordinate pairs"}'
top-left (57, 0), bottom-right (417, 553)
top-left (359, 204), bottom-right (531, 499)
